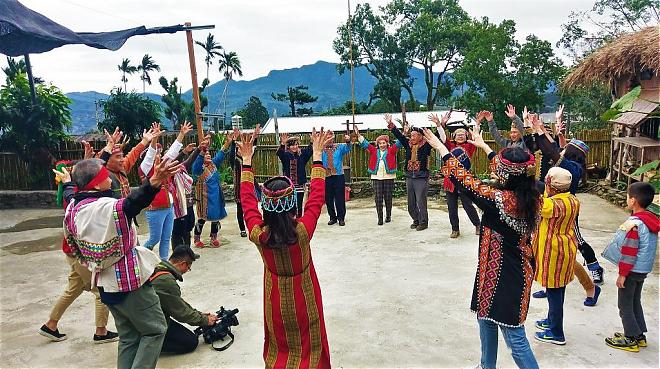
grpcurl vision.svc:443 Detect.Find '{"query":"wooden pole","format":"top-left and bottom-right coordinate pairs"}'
top-left (185, 22), bottom-right (204, 143)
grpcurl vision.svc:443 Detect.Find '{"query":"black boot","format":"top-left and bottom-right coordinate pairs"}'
top-left (377, 207), bottom-right (384, 226)
top-left (385, 207), bottom-right (391, 223)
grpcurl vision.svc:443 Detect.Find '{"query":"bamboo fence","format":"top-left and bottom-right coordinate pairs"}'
top-left (0, 128), bottom-right (612, 190)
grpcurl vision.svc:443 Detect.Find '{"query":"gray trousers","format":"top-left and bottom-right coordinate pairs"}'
top-left (618, 272), bottom-right (648, 337)
top-left (108, 284), bottom-right (167, 369)
top-left (405, 177), bottom-right (429, 225)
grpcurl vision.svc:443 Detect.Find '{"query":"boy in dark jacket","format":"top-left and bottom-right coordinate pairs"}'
top-left (150, 246), bottom-right (218, 354)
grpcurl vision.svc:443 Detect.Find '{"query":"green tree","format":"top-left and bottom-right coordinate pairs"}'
top-left (333, 3), bottom-right (414, 110)
top-left (451, 19), bottom-right (564, 127)
top-left (271, 85), bottom-right (318, 116)
top-left (384, 0), bottom-right (471, 110)
top-left (320, 100), bottom-right (369, 116)
top-left (195, 33), bottom-right (223, 82)
top-left (557, 0), bottom-right (659, 62)
top-left (218, 51), bottom-right (243, 130)
top-left (137, 54), bottom-right (160, 94)
top-left (98, 89), bottom-right (161, 142)
top-left (234, 96), bottom-right (270, 129)
top-left (559, 82), bottom-right (614, 129)
top-left (159, 76), bottom-right (209, 129)
top-left (0, 59), bottom-right (72, 187)
top-left (118, 58), bottom-right (137, 92)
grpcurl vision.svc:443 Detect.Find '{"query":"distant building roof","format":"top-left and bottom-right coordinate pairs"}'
top-left (261, 110), bottom-right (475, 134)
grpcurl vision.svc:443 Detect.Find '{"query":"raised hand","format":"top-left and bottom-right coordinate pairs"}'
top-left (522, 106), bottom-right (529, 122)
top-left (428, 113), bottom-right (440, 126)
top-left (104, 127), bottom-right (120, 146)
top-left (310, 127), bottom-right (333, 160)
top-left (235, 131), bottom-right (257, 164)
top-left (556, 120), bottom-right (566, 135)
top-left (280, 133), bottom-right (290, 144)
top-left (352, 123), bottom-right (360, 137)
top-left (180, 121), bottom-right (193, 135)
top-left (483, 111), bottom-right (494, 122)
top-left (52, 166), bottom-right (71, 183)
top-left (82, 140), bottom-right (95, 159)
top-left (119, 136), bottom-right (130, 150)
top-left (142, 127), bottom-right (156, 143)
top-left (384, 113), bottom-right (394, 129)
top-left (505, 104), bottom-right (516, 119)
top-left (440, 109), bottom-right (452, 126)
top-left (150, 158), bottom-right (182, 187)
top-left (183, 143), bottom-right (196, 154)
top-left (555, 104), bottom-right (565, 122)
top-left (421, 128), bottom-right (444, 152)
top-left (474, 110), bottom-right (486, 123)
top-left (530, 113), bottom-right (544, 133)
top-left (468, 124), bottom-right (487, 149)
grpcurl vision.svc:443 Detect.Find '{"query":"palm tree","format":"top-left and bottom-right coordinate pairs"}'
top-left (195, 33), bottom-right (223, 82)
top-left (137, 54), bottom-right (161, 93)
top-left (218, 51), bottom-right (243, 129)
top-left (118, 58), bottom-right (137, 92)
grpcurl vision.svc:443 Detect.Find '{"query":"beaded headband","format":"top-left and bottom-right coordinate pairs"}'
top-left (261, 176), bottom-right (297, 213)
top-left (495, 150), bottom-right (536, 181)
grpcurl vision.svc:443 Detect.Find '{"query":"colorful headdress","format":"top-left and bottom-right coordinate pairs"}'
top-left (494, 149), bottom-right (536, 181)
top-left (567, 139), bottom-right (589, 155)
top-left (261, 176), bottom-right (297, 213)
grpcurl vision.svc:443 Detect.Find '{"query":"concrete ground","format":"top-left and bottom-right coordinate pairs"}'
top-left (0, 193), bottom-right (658, 369)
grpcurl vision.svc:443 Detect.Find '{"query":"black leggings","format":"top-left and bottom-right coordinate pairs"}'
top-left (194, 219), bottom-right (220, 237)
top-left (236, 202), bottom-right (246, 232)
top-left (172, 206), bottom-right (195, 248)
top-left (446, 189), bottom-right (480, 231)
top-left (575, 216), bottom-right (598, 265)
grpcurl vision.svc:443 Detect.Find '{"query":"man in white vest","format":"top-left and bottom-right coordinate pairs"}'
top-left (57, 157), bottom-right (181, 369)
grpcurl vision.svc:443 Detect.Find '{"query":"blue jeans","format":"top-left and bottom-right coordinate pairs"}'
top-left (547, 287), bottom-right (566, 338)
top-left (144, 206), bottom-right (174, 260)
top-left (478, 319), bottom-right (539, 369)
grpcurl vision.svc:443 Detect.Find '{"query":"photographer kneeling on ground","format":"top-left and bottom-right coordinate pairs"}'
top-left (150, 246), bottom-right (219, 354)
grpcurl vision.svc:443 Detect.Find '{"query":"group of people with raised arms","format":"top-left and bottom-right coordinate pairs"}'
top-left (43, 103), bottom-right (657, 369)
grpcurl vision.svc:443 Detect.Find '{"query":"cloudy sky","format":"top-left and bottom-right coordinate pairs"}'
top-left (17, 0), bottom-right (595, 93)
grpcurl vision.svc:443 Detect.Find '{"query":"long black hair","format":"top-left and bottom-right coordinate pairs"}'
top-left (262, 178), bottom-right (299, 248)
top-left (500, 148), bottom-right (541, 231)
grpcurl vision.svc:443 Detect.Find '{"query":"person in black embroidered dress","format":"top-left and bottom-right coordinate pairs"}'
top-left (277, 133), bottom-right (313, 218)
top-left (423, 126), bottom-right (541, 369)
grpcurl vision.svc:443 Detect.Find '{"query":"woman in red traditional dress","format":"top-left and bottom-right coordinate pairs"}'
top-left (237, 127), bottom-right (334, 369)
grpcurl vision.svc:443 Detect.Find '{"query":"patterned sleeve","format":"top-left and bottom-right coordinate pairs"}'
top-left (300, 163), bottom-right (326, 239)
top-left (239, 167), bottom-right (264, 235)
top-left (442, 152), bottom-right (498, 212)
top-left (540, 195), bottom-right (556, 218)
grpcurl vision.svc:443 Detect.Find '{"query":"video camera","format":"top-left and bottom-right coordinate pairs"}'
top-left (194, 306), bottom-right (239, 351)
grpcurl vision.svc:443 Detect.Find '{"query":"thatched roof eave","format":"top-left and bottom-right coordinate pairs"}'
top-left (561, 26), bottom-right (660, 90)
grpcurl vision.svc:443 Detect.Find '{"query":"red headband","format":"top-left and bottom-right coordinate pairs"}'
top-left (83, 166), bottom-right (110, 190)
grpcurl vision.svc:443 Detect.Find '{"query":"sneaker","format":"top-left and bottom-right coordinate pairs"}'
top-left (534, 330), bottom-right (566, 345)
top-left (385, 216), bottom-right (391, 223)
top-left (194, 240), bottom-right (205, 248)
top-left (93, 330), bottom-right (119, 344)
top-left (328, 219), bottom-right (337, 226)
top-left (39, 325), bottom-right (67, 342)
top-left (614, 332), bottom-right (647, 347)
top-left (606, 335), bottom-right (639, 352)
top-left (591, 266), bottom-right (604, 285)
top-left (338, 220), bottom-right (345, 226)
top-left (535, 319), bottom-right (550, 330)
top-left (378, 219), bottom-right (384, 226)
top-left (209, 239), bottom-right (220, 248)
top-left (240, 231), bottom-right (247, 238)
top-left (450, 230), bottom-right (460, 238)
top-left (416, 223), bottom-right (428, 231)
top-left (533, 290), bottom-right (547, 299)
top-left (584, 285), bottom-right (601, 307)
top-left (410, 223), bottom-right (419, 229)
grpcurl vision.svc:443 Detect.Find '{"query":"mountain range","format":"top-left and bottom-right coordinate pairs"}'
top-left (65, 60), bottom-right (446, 134)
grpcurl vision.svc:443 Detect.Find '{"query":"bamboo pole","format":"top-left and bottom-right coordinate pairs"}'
top-left (185, 22), bottom-right (204, 143)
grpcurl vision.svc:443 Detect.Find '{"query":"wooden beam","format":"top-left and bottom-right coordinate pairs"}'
top-left (185, 22), bottom-right (204, 143)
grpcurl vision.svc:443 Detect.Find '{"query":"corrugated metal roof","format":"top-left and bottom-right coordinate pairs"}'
top-left (261, 110), bottom-right (475, 134)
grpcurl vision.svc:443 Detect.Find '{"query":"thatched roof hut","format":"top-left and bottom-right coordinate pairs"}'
top-left (561, 26), bottom-right (660, 96)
